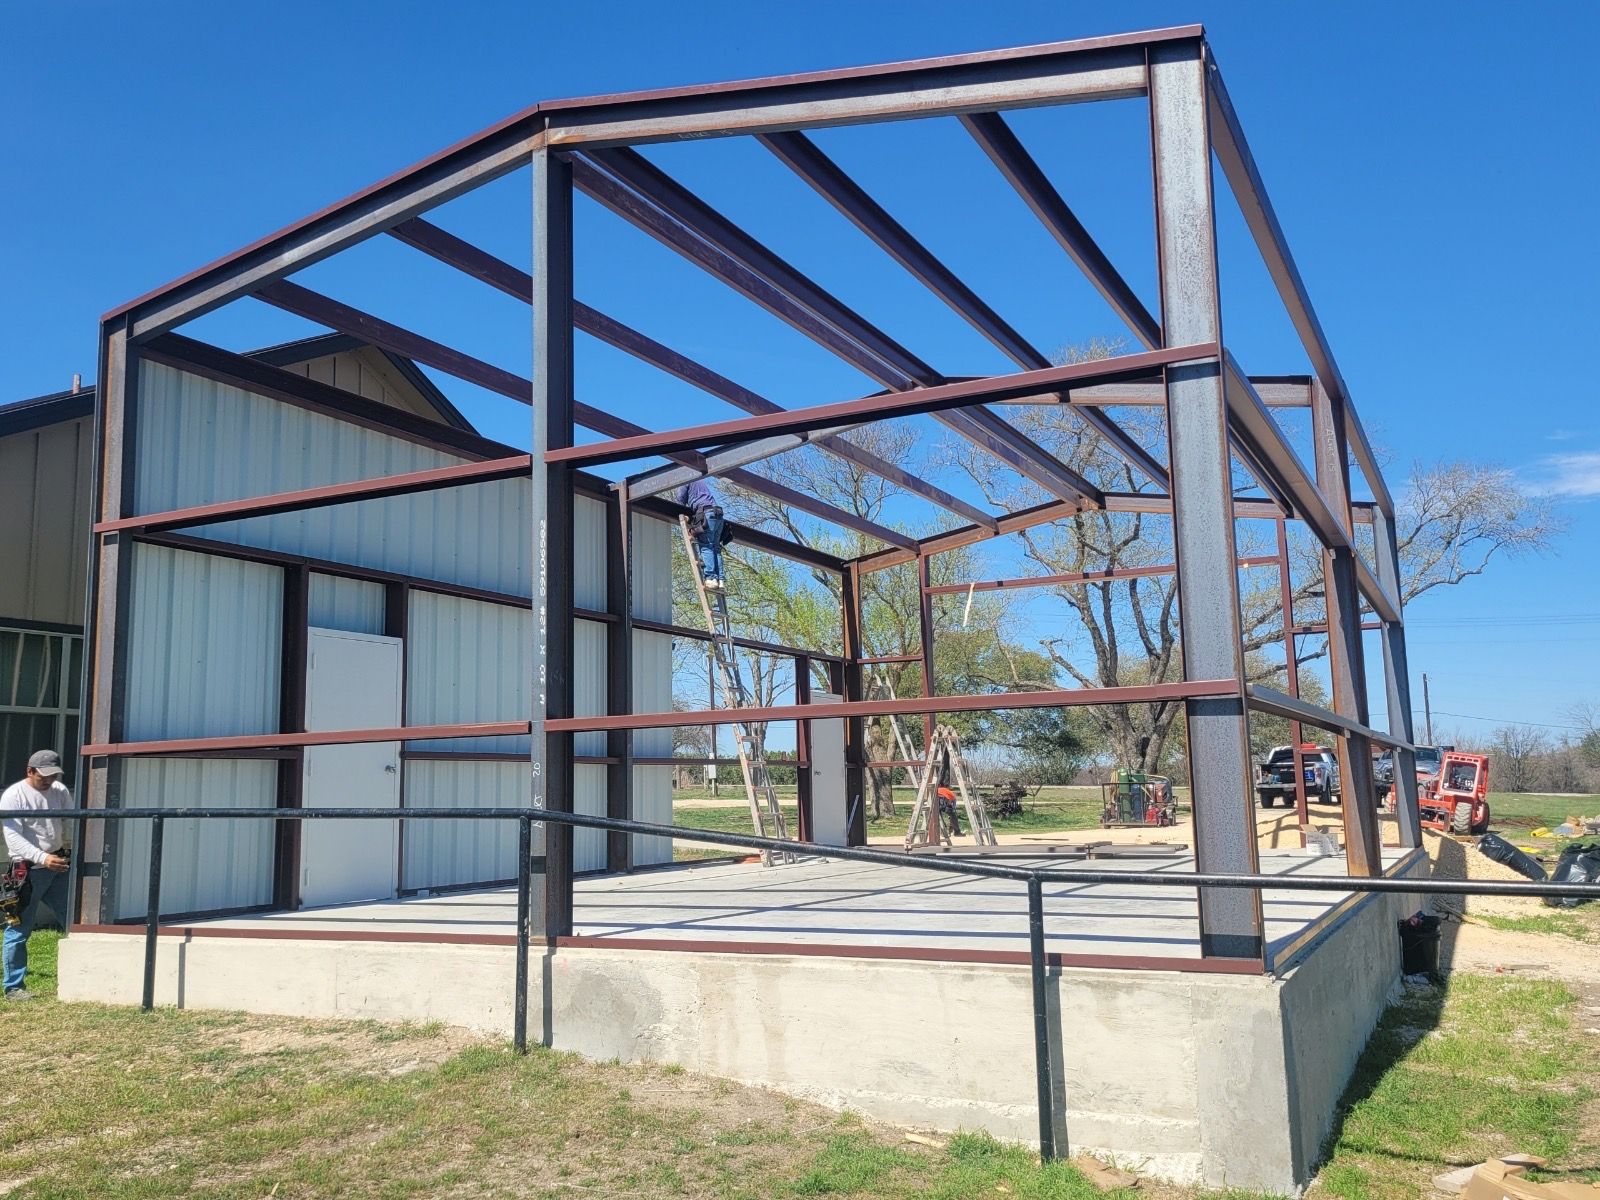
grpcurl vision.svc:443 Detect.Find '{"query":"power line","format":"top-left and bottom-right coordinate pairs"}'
top-left (1427, 708), bottom-right (1585, 733)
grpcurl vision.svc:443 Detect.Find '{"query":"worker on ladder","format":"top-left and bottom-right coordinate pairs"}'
top-left (678, 480), bottom-right (730, 590)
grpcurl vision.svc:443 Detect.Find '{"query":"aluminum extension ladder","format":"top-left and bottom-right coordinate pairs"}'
top-left (678, 516), bottom-right (794, 866)
top-left (866, 667), bottom-right (925, 792)
top-left (903, 724), bottom-right (997, 850)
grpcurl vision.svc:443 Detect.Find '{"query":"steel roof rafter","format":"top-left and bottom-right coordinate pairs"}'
top-left (757, 126), bottom-right (1169, 490)
top-left (572, 148), bottom-right (1106, 507)
top-left (384, 217), bottom-right (993, 530)
top-left (251, 278), bottom-right (914, 550)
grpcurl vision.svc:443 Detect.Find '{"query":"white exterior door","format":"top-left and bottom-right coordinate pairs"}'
top-left (808, 691), bottom-right (848, 847)
top-left (300, 628), bottom-right (403, 907)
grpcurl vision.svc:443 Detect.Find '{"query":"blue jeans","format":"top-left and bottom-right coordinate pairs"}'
top-left (4, 862), bottom-right (69, 993)
top-left (693, 509), bottom-right (725, 581)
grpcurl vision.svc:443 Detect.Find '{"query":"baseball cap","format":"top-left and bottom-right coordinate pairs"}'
top-left (28, 750), bottom-right (64, 778)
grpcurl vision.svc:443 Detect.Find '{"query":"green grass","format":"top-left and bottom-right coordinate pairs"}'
top-left (1485, 792), bottom-right (1600, 830)
top-left (1315, 974), bottom-right (1597, 1198)
top-left (1473, 910), bottom-right (1596, 942)
top-left (672, 786), bottom-right (1164, 845)
top-left (5, 927), bottom-right (1595, 1198)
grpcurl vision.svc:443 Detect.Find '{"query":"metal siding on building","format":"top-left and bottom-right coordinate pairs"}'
top-left (629, 512), bottom-right (676, 867)
top-left (401, 759), bottom-right (522, 891)
top-left (405, 590), bottom-right (531, 754)
top-left (573, 495), bottom-right (606, 611)
top-left (111, 758), bottom-right (276, 919)
top-left (308, 573), bottom-right (385, 635)
top-left (136, 361), bottom-right (534, 596)
top-left (124, 544), bottom-right (282, 742)
top-left (0, 415), bottom-right (92, 627)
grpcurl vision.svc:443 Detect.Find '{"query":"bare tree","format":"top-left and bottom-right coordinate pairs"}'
top-left (1490, 724), bottom-right (1549, 793)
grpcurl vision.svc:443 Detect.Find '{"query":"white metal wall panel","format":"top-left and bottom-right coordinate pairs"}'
top-left (573, 495), bottom-right (607, 611)
top-left (631, 765), bottom-right (672, 866)
top-left (0, 415), bottom-right (92, 626)
top-left (135, 361), bottom-right (533, 596)
top-left (631, 512), bottom-right (673, 622)
top-left (308, 573), bottom-right (385, 635)
top-left (402, 759), bottom-right (522, 890)
top-left (572, 620), bottom-right (607, 759)
top-left (125, 544), bottom-right (282, 741)
top-left (574, 764), bottom-right (607, 873)
top-left (405, 590), bottom-right (530, 753)
top-left (112, 758), bottom-right (276, 919)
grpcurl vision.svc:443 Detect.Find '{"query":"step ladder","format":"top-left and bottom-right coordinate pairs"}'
top-left (903, 724), bottom-right (997, 850)
top-left (866, 667), bottom-right (924, 791)
top-left (678, 516), bottom-right (794, 866)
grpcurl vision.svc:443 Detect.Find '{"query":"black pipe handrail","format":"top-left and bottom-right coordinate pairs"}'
top-left (46, 803), bottom-right (1600, 1165)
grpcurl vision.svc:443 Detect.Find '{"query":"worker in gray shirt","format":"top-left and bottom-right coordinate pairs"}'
top-left (2, 750), bottom-right (73, 1000)
top-left (677, 479), bottom-right (728, 589)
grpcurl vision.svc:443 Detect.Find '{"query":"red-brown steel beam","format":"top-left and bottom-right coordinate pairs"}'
top-left (94, 455), bottom-right (533, 535)
top-left (547, 679), bottom-right (1237, 733)
top-left (548, 344), bottom-right (1216, 468)
top-left (387, 217), bottom-right (994, 531)
top-left (78, 681), bottom-right (1238, 758)
top-left (83, 721), bottom-right (532, 758)
top-left (922, 555), bottom-right (1280, 596)
top-left (852, 490), bottom-right (1378, 577)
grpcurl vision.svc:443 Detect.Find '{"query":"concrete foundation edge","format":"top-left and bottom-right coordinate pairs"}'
top-left (59, 876), bottom-right (1421, 1194)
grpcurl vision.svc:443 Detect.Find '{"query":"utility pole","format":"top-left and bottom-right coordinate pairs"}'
top-left (1423, 673), bottom-right (1433, 746)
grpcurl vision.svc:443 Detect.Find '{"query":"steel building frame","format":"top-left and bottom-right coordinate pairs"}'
top-left (80, 25), bottom-right (1419, 965)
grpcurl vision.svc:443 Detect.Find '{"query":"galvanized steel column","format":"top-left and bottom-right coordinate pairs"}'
top-left (1371, 505), bottom-right (1421, 847)
top-left (532, 145), bottom-right (575, 937)
top-left (841, 564), bottom-right (867, 845)
top-left (1310, 381), bottom-right (1383, 875)
top-left (1149, 40), bottom-right (1264, 960)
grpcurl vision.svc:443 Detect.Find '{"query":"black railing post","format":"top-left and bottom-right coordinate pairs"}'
top-left (1027, 874), bottom-right (1057, 1161)
top-left (141, 814), bottom-right (165, 1011)
top-left (514, 813), bottom-right (532, 1054)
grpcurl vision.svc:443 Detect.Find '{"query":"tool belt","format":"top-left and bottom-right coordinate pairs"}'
top-left (690, 505), bottom-right (723, 533)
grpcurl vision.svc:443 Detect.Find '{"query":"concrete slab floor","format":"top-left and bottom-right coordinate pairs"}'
top-left (198, 850), bottom-right (1410, 968)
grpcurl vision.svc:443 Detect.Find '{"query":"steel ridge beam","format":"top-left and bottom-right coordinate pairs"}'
top-left (251, 279), bottom-right (911, 549)
top-left (923, 554), bottom-right (1279, 596)
top-left (1204, 61), bottom-right (1392, 517)
top-left (573, 151), bottom-right (1113, 505)
top-left (540, 31), bottom-right (1184, 147)
top-left (548, 344), bottom-right (1213, 468)
top-left (546, 678), bottom-right (1238, 733)
top-left (758, 127), bottom-right (1167, 490)
top-left (95, 454), bottom-right (533, 535)
top-left (1245, 685), bottom-right (1412, 752)
top-left (387, 217), bottom-right (992, 529)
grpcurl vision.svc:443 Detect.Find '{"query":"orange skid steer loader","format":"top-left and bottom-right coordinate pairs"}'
top-left (1418, 751), bottom-right (1491, 836)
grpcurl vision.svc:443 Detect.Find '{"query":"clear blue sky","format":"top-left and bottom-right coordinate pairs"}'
top-left (3, 1), bottom-right (1596, 740)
